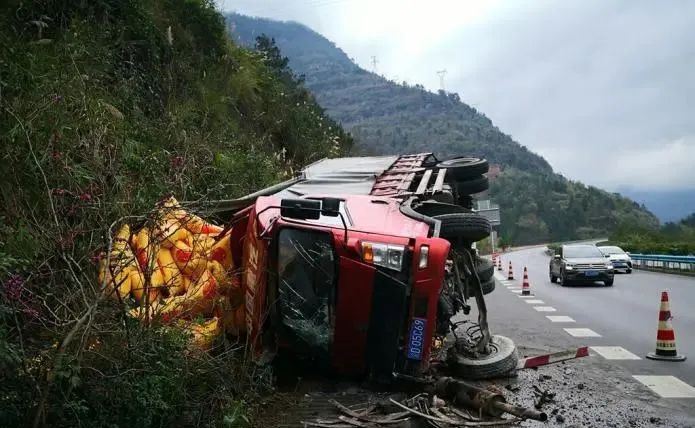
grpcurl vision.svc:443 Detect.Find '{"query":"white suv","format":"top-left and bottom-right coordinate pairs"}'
top-left (598, 246), bottom-right (633, 274)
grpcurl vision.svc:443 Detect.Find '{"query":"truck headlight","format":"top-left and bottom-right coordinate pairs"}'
top-left (605, 262), bottom-right (614, 269)
top-left (361, 241), bottom-right (405, 271)
top-left (565, 264), bottom-right (574, 270)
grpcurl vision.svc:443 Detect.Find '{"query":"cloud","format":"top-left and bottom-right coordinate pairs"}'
top-left (591, 135), bottom-right (695, 190)
top-left (221, 0), bottom-right (695, 192)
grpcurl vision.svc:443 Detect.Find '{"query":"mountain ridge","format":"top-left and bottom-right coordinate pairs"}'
top-left (228, 14), bottom-right (553, 175)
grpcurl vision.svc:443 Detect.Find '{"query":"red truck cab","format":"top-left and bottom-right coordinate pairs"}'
top-left (224, 154), bottom-right (500, 379)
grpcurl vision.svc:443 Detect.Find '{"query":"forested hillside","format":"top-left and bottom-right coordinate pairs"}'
top-left (605, 212), bottom-right (695, 255)
top-left (227, 13), bottom-right (660, 244)
top-left (0, 1), bottom-right (349, 425)
top-left (491, 169), bottom-right (658, 244)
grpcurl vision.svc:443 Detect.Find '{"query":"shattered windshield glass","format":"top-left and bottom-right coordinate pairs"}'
top-left (277, 228), bottom-right (336, 352)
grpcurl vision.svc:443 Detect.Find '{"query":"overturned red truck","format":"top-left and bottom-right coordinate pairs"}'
top-left (217, 153), bottom-right (518, 380)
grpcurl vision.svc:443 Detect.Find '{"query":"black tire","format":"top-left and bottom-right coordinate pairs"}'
top-left (480, 278), bottom-right (495, 295)
top-left (435, 213), bottom-right (491, 243)
top-left (476, 258), bottom-right (495, 282)
top-left (549, 271), bottom-right (557, 283)
top-left (448, 335), bottom-right (519, 380)
top-left (626, 268), bottom-right (632, 274)
top-left (456, 175), bottom-right (489, 195)
top-left (559, 271), bottom-right (569, 287)
top-left (605, 278), bottom-right (614, 286)
top-left (415, 201), bottom-right (470, 218)
top-left (438, 157), bottom-right (489, 180)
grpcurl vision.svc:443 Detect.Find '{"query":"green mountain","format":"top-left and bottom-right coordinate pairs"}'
top-left (227, 13), bottom-right (659, 244)
top-left (0, 1), bottom-right (349, 425)
top-left (605, 212), bottom-right (695, 255)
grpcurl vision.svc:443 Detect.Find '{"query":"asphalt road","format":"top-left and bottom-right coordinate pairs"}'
top-left (496, 246), bottom-right (695, 385)
top-left (469, 245), bottom-right (695, 426)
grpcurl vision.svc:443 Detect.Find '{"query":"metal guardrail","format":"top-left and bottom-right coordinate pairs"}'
top-left (630, 254), bottom-right (695, 273)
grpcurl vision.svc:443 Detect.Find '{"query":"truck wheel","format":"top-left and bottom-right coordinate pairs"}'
top-left (480, 278), bottom-right (495, 295)
top-left (476, 258), bottom-right (494, 282)
top-left (416, 201), bottom-right (469, 218)
top-left (456, 175), bottom-right (489, 195)
top-left (605, 279), bottom-right (614, 286)
top-left (435, 213), bottom-right (491, 243)
top-left (448, 335), bottom-right (519, 380)
top-left (438, 157), bottom-right (489, 180)
top-left (626, 268), bottom-right (632, 274)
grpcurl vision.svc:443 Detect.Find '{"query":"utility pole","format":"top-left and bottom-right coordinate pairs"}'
top-left (371, 55), bottom-right (379, 73)
top-left (437, 69), bottom-right (447, 91)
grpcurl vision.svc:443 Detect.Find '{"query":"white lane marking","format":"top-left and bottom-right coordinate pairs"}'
top-left (591, 346), bottom-right (641, 360)
top-left (518, 295), bottom-right (535, 298)
top-left (510, 290), bottom-right (523, 294)
top-left (564, 328), bottom-right (601, 337)
top-left (633, 375), bottom-right (695, 398)
top-left (525, 299), bottom-right (544, 304)
top-left (546, 315), bottom-right (575, 323)
top-left (533, 306), bottom-right (557, 312)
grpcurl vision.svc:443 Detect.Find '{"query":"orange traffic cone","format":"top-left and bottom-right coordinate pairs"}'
top-left (507, 261), bottom-right (514, 280)
top-left (497, 257), bottom-right (503, 271)
top-left (646, 291), bottom-right (686, 361)
top-left (522, 267), bottom-right (531, 295)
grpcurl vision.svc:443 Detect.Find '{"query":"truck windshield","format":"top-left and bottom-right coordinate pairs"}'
top-left (277, 228), bottom-right (336, 352)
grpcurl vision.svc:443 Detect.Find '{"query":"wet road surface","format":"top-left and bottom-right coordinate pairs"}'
top-left (484, 245), bottom-right (695, 425)
top-left (495, 246), bottom-right (695, 385)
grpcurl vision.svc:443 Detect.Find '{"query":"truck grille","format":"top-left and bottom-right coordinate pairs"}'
top-left (574, 263), bottom-right (606, 269)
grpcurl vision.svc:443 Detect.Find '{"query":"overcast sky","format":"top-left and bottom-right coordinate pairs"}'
top-left (220, 0), bottom-right (695, 193)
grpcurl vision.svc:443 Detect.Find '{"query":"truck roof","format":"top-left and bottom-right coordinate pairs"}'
top-left (274, 153), bottom-right (433, 199)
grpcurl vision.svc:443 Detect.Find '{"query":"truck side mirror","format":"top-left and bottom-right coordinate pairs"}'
top-left (280, 198), bottom-right (321, 220)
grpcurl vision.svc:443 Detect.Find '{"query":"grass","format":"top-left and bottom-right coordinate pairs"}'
top-left (0, 1), bottom-right (350, 425)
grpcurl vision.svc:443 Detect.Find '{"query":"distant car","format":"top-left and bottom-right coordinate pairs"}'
top-left (549, 244), bottom-right (614, 286)
top-left (598, 246), bottom-right (632, 273)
